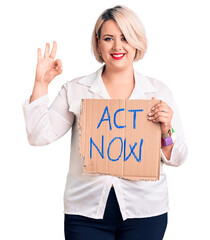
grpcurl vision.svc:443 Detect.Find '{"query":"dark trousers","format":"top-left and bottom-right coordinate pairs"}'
top-left (64, 187), bottom-right (168, 240)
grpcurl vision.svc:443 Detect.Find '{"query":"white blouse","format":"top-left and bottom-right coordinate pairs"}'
top-left (22, 66), bottom-right (187, 220)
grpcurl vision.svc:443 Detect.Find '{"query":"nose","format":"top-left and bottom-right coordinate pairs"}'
top-left (112, 38), bottom-right (122, 51)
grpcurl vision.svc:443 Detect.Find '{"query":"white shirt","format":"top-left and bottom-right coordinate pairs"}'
top-left (22, 66), bottom-right (187, 220)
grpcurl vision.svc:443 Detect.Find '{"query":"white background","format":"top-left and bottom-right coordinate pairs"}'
top-left (0, 0), bottom-right (209, 239)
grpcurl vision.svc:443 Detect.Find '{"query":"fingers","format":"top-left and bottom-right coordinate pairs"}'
top-left (150, 97), bottom-right (166, 113)
top-left (148, 111), bottom-right (168, 122)
top-left (44, 42), bottom-right (50, 58)
top-left (152, 104), bottom-right (170, 115)
top-left (54, 59), bottom-right (62, 69)
top-left (37, 48), bottom-right (42, 62)
top-left (37, 41), bottom-right (57, 62)
top-left (53, 59), bottom-right (63, 76)
top-left (49, 41), bottom-right (57, 59)
top-left (153, 101), bottom-right (168, 111)
top-left (148, 97), bottom-right (173, 123)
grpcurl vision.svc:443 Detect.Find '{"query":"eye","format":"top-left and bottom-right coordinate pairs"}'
top-left (122, 37), bottom-right (127, 42)
top-left (104, 37), bottom-right (113, 41)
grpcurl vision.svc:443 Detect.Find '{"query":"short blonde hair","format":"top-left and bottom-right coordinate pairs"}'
top-left (92, 5), bottom-right (147, 63)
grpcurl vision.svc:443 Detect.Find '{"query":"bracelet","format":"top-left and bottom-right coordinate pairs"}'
top-left (161, 127), bottom-right (175, 147)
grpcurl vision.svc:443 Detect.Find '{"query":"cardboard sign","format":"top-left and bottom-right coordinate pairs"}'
top-left (79, 99), bottom-right (161, 181)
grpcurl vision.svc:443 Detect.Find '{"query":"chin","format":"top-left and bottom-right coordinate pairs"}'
top-left (108, 61), bottom-right (133, 71)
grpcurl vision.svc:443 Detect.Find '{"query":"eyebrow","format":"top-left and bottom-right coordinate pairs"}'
top-left (103, 34), bottom-right (124, 38)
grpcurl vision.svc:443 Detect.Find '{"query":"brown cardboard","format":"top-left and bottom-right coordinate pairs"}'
top-left (79, 99), bottom-right (161, 181)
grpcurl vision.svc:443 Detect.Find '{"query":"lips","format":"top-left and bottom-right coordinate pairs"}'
top-left (110, 53), bottom-right (126, 60)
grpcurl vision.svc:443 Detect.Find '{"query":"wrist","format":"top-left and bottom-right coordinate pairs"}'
top-left (30, 82), bottom-right (49, 103)
top-left (161, 125), bottom-right (171, 135)
top-left (161, 126), bottom-right (176, 147)
top-left (34, 80), bottom-right (49, 88)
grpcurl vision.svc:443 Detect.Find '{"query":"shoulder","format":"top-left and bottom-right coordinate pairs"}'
top-left (139, 71), bottom-right (173, 96)
top-left (66, 66), bottom-right (103, 88)
top-left (135, 70), bottom-right (175, 106)
top-left (66, 75), bottom-right (86, 88)
top-left (147, 75), bottom-right (176, 107)
top-left (145, 74), bottom-right (171, 93)
top-left (61, 67), bottom-right (104, 102)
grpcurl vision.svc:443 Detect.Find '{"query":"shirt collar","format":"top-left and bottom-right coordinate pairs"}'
top-left (77, 65), bottom-right (158, 99)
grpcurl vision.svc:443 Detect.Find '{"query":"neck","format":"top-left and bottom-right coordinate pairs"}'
top-left (102, 65), bottom-right (134, 85)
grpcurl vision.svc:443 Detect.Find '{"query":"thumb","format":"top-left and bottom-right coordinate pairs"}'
top-left (53, 59), bottom-right (63, 76)
top-left (152, 97), bottom-right (157, 100)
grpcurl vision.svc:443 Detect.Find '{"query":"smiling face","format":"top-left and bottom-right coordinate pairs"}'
top-left (97, 20), bottom-right (136, 71)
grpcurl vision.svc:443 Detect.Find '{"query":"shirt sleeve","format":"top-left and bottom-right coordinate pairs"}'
top-left (161, 86), bottom-right (188, 167)
top-left (22, 83), bottom-right (75, 146)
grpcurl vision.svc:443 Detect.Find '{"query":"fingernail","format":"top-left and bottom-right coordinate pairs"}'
top-left (152, 107), bottom-right (155, 111)
top-left (148, 113), bottom-right (152, 116)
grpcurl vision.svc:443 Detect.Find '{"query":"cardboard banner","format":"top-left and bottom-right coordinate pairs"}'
top-left (79, 99), bottom-right (161, 181)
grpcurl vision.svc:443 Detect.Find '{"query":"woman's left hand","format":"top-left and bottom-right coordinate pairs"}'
top-left (148, 97), bottom-right (173, 134)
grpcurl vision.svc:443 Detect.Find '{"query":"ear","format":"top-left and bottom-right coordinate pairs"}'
top-left (134, 49), bottom-right (137, 59)
top-left (96, 35), bottom-right (100, 51)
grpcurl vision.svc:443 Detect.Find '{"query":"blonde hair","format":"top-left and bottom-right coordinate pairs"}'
top-left (92, 5), bottom-right (147, 63)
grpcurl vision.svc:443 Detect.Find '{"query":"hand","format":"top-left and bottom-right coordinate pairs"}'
top-left (35, 41), bottom-right (63, 85)
top-left (148, 97), bottom-right (173, 134)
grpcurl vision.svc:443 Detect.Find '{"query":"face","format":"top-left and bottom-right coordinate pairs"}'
top-left (97, 20), bottom-right (136, 71)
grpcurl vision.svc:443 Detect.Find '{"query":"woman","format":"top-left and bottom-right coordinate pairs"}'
top-left (23, 5), bottom-right (187, 240)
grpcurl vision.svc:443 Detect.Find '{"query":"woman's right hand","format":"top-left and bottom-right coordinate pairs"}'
top-left (35, 41), bottom-right (63, 86)
top-left (30, 41), bottom-right (63, 103)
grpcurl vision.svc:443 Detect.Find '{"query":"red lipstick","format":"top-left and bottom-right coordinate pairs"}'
top-left (110, 53), bottom-right (125, 60)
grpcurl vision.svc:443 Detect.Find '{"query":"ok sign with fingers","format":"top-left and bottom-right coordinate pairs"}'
top-left (35, 41), bottom-right (63, 86)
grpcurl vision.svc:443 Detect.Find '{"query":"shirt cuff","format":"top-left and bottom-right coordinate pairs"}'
top-left (22, 94), bottom-right (49, 110)
top-left (161, 137), bottom-right (187, 167)
top-left (161, 149), bottom-right (170, 164)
